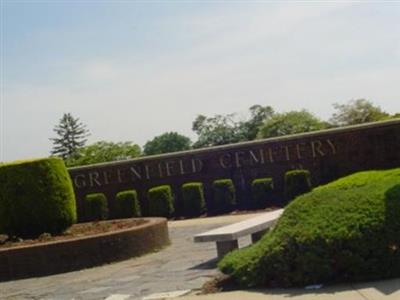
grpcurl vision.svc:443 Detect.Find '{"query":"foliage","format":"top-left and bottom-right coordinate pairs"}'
top-left (238, 105), bottom-right (275, 140)
top-left (147, 185), bottom-right (174, 218)
top-left (192, 105), bottom-right (274, 148)
top-left (0, 158), bottom-right (76, 238)
top-left (251, 178), bottom-right (274, 208)
top-left (212, 179), bottom-right (236, 213)
top-left (258, 110), bottom-right (326, 138)
top-left (143, 132), bottom-right (191, 156)
top-left (115, 190), bottom-right (141, 218)
top-left (330, 99), bottom-right (390, 126)
top-left (84, 193), bottom-right (108, 221)
top-left (67, 141), bottom-right (141, 167)
top-left (219, 168), bottom-right (400, 287)
top-left (284, 170), bottom-right (312, 203)
top-left (181, 182), bottom-right (206, 217)
top-left (50, 113), bottom-right (90, 160)
top-left (192, 114), bottom-right (243, 148)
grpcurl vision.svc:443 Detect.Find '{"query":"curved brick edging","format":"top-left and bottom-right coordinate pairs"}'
top-left (0, 218), bottom-right (169, 282)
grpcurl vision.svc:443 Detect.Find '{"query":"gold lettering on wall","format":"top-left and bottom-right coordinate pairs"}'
top-left (311, 140), bottom-right (325, 158)
top-left (88, 172), bottom-right (102, 187)
top-left (179, 160), bottom-right (186, 175)
top-left (249, 149), bottom-right (265, 165)
top-left (235, 151), bottom-right (246, 168)
top-left (327, 139), bottom-right (337, 155)
top-left (130, 166), bottom-right (142, 180)
top-left (219, 154), bottom-right (232, 169)
top-left (281, 145), bottom-right (291, 161)
top-left (191, 158), bottom-right (203, 173)
top-left (165, 161), bottom-right (174, 177)
top-left (74, 174), bottom-right (87, 188)
top-left (296, 143), bottom-right (306, 159)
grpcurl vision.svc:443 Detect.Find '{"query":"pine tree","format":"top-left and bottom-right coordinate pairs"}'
top-left (50, 113), bottom-right (90, 159)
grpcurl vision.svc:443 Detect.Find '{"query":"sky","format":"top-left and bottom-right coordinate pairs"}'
top-left (1, 1), bottom-right (400, 162)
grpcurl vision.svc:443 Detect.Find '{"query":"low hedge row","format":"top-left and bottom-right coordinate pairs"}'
top-left (82, 169), bottom-right (312, 220)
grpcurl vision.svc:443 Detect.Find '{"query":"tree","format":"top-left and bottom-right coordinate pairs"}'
top-left (238, 105), bottom-right (274, 140)
top-left (192, 114), bottom-right (242, 148)
top-left (50, 113), bottom-right (89, 160)
top-left (143, 132), bottom-right (191, 156)
top-left (258, 110), bottom-right (326, 139)
top-left (330, 99), bottom-right (389, 126)
top-left (67, 141), bottom-right (141, 167)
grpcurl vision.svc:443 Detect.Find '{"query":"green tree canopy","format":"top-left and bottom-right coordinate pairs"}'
top-left (238, 105), bottom-right (274, 140)
top-left (143, 132), bottom-right (191, 156)
top-left (50, 113), bottom-right (90, 160)
top-left (330, 99), bottom-right (389, 126)
top-left (67, 141), bottom-right (141, 167)
top-left (257, 110), bottom-right (326, 139)
top-left (192, 114), bottom-right (243, 148)
top-left (192, 105), bottom-right (274, 148)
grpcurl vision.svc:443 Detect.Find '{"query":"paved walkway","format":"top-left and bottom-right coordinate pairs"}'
top-left (180, 278), bottom-right (400, 300)
top-left (0, 213), bottom-right (260, 300)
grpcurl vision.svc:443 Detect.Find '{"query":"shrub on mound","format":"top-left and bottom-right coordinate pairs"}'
top-left (0, 158), bottom-right (76, 238)
top-left (147, 185), bottom-right (174, 218)
top-left (84, 193), bottom-right (108, 221)
top-left (115, 190), bottom-right (141, 218)
top-left (182, 182), bottom-right (206, 217)
top-left (219, 168), bottom-right (400, 287)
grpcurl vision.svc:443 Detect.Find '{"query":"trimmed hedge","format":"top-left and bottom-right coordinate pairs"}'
top-left (0, 158), bottom-right (76, 238)
top-left (213, 179), bottom-right (236, 213)
top-left (182, 182), bottom-right (206, 217)
top-left (219, 168), bottom-right (400, 287)
top-left (84, 193), bottom-right (108, 221)
top-left (115, 190), bottom-right (141, 218)
top-left (251, 178), bottom-right (274, 208)
top-left (147, 185), bottom-right (174, 218)
top-left (284, 169), bottom-right (312, 202)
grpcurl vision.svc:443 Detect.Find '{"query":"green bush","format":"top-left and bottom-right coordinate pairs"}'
top-left (147, 185), bottom-right (174, 218)
top-left (251, 178), bottom-right (274, 208)
top-left (284, 169), bottom-right (312, 202)
top-left (213, 179), bottom-right (236, 213)
top-left (115, 190), bottom-right (141, 218)
top-left (84, 193), bottom-right (108, 221)
top-left (219, 168), bottom-right (400, 287)
top-left (182, 182), bottom-right (206, 217)
top-left (0, 158), bottom-right (76, 238)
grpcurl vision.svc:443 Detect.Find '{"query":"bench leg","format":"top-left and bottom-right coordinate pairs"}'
top-left (216, 240), bottom-right (238, 259)
top-left (251, 229), bottom-right (268, 243)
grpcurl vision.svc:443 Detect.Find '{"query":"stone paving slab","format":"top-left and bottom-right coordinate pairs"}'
top-left (0, 213), bottom-right (260, 300)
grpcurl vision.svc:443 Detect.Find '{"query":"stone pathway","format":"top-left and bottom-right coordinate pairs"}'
top-left (0, 213), bottom-right (261, 300)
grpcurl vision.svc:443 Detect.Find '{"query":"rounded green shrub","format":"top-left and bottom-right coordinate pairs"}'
top-left (182, 182), bottom-right (206, 217)
top-left (84, 193), bottom-right (108, 221)
top-left (213, 179), bottom-right (236, 213)
top-left (115, 190), bottom-right (141, 218)
top-left (284, 169), bottom-right (312, 202)
top-left (0, 158), bottom-right (76, 238)
top-left (251, 178), bottom-right (274, 208)
top-left (219, 168), bottom-right (400, 287)
top-left (147, 185), bottom-right (174, 218)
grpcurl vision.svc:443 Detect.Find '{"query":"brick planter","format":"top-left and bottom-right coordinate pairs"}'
top-left (0, 218), bottom-right (169, 281)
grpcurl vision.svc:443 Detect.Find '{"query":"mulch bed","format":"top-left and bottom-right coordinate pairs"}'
top-left (0, 218), bottom-right (148, 249)
top-left (200, 274), bottom-right (239, 294)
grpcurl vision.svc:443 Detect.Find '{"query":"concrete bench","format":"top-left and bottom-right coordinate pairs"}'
top-left (194, 209), bottom-right (284, 259)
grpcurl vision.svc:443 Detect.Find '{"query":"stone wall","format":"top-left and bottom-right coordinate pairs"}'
top-left (69, 120), bottom-right (400, 217)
